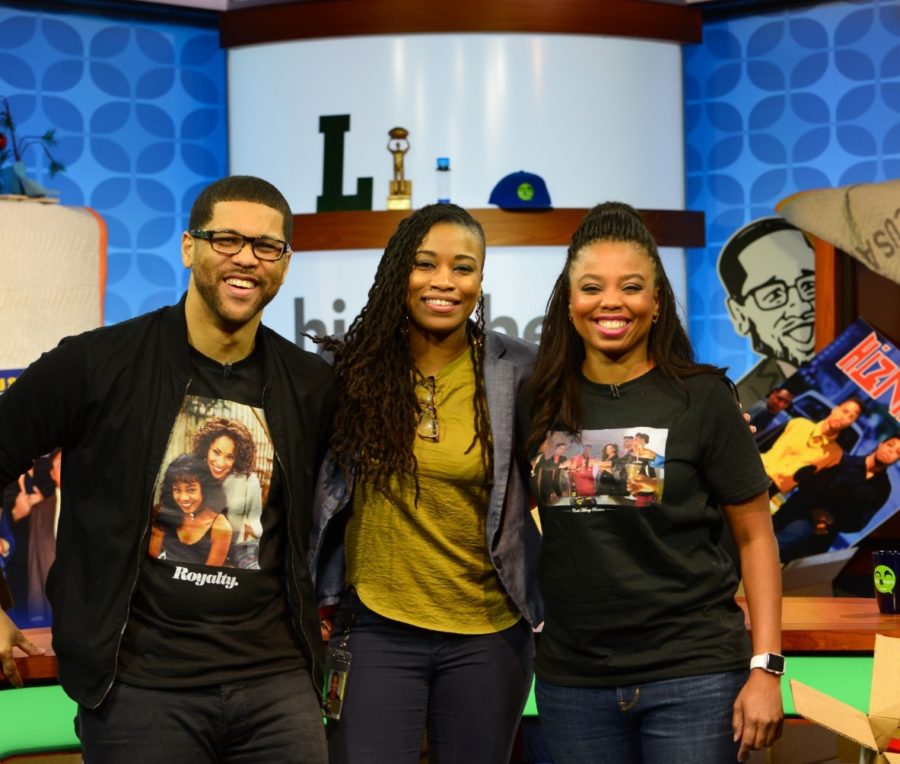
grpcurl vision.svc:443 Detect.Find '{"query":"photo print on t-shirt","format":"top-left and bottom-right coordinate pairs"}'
top-left (530, 427), bottom-right (668, 512)
top-left (148, 396), bottom-right (274, 570)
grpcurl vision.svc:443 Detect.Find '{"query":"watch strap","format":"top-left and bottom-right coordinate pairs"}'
top-left (750, 652), bottom-right (785, 675)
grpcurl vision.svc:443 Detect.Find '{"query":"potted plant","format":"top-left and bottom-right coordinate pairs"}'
top-left (0, 95), bottom-right (65, 197)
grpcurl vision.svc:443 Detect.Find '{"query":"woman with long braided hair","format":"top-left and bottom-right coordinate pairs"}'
top-left (310, 204), bottom-right (541, 763)
top-left (518, 202), bottom-right (782, 764)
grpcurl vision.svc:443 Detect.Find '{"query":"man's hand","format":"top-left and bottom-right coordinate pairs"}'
top-left (0, 609), bottom-right (45, 688)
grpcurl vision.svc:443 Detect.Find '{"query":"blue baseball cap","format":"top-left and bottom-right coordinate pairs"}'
top-left (488, 171), bottom-right (552, 210)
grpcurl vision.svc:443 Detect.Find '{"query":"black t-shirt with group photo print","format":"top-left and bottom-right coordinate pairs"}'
top-left (117, 346), bottom-right (305, 688)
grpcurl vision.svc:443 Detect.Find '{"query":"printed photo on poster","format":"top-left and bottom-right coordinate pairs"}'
top-left (530, 428), bottom-right (668, 511)
top-left (1, 450), bottom-right (60, 628)
top-left (760, 320), bottom-right (900, 564)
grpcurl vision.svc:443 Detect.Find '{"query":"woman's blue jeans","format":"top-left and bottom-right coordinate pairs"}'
top-left (535, 670), bottom-right (747, 763)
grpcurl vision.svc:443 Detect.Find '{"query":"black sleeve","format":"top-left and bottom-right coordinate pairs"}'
top-left (699, 376), bottom-right (771, 506)
top-left (0, 337), bottom-right (85, 487)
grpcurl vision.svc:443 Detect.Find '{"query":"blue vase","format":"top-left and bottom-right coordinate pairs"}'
top-left (0, 164), bottom-right (23, 194)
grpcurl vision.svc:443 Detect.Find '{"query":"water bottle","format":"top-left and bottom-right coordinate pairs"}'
top-left (436, 157), bottom-right (451, 203)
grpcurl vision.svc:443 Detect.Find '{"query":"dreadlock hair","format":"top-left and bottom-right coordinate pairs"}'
top-left (526, 201), bottom-right (725, 453)
top-left (317, 203), bottom-right (493, 497)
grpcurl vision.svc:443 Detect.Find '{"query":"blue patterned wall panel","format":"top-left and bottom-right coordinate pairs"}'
top-left (684, 0), bottom-right (899, 383)
top-left (3, 1), bottom-right (894, 348)
top-left (0, 6), bottom-right (227, 325)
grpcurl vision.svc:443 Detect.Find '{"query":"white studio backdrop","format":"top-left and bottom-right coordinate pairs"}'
top-left (266, 245), bottom-right (688, 352)
top-left (228, 33), bottom-right (687, 345)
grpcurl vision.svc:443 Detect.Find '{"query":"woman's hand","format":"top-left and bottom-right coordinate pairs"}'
top-left (626, 474), bottom-right (657, 495)
top-left (732, 669), bottom-right (784, 761)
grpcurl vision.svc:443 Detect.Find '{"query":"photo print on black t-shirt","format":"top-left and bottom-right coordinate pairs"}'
top-left (148, 396), bottom-right (274, 571)
top-left (530, 427), bottom-right (668, 511)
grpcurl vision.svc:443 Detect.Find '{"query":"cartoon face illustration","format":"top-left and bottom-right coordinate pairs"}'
top-left (874, 564), bottom-right (896, 594)
top-left (718, 218), bottom-right (815, 367)
top-left (517, 182), bottom-right (535, 201)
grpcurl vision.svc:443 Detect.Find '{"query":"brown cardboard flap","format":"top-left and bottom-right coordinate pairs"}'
top-left (872, 635), bottom-right (900, 718)
top-left (790, 679), bottom-right (878, 750)
top-left (870, 715), bottom-right (900, 753)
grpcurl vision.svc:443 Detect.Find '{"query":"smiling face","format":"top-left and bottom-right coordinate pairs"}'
top-left (874, 564), bottom-right (896, 594)
top-left (728, 229), bottom-right (815, 366)
top-left (172, 478), bottom-right (203, 516)
top-left (181, 200), bottom-right (291, 332)
top-left (568, 240), bottom-right (659, 376)
top-left (207, 435), bottom-right (237, 482)
top-left (405, 222), bottom-right (484, 342)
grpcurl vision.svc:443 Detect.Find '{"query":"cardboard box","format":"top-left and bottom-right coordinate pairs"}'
top-left (791, 634), bottom-right (900, 764)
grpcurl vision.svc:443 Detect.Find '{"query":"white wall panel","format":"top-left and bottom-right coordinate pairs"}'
top-left (228, 32), bottom-right (687, 344)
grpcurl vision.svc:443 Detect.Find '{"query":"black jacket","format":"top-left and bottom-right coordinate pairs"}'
top-left (0, 296), bottom-right (335, 707)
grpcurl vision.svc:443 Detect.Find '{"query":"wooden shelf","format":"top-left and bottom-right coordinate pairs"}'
top-left (291, 208), bottom-right (705, 252)
top-left (738, 596), bottom-right (900, 653)
top-left (221, 0), bottom-right (702, 48)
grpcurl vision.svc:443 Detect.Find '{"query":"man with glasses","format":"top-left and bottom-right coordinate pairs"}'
top-left (717, 218), bottom-right (815, 407)
top-left (0, 176), bottom-right (335, 762)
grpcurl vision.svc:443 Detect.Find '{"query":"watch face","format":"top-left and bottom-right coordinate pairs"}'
top-left (767, 654), bottom-right (785, 673)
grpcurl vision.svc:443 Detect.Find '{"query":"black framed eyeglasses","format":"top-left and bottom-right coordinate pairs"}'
top-left (415, 375), bottom-right (439, 442)
top-left (190, 229), bottom-right (291, 262)
top-left (743, 273), bottom-right (815, 311)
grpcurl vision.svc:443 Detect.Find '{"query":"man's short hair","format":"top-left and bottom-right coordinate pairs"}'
top-left (717, 217), bottom-right (807, 301)
top-left (189, 175), bottom-right (293, 241)
top-left (838, 396), bottom-right (864, 414)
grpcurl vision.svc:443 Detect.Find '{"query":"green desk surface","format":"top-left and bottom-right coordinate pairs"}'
top-left (0, 656), bottom-right (873, 757)
top-left (0, 684), bottom-right (79, 756)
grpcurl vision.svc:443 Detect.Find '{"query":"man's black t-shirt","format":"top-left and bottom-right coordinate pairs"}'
top-left (118, 346), bottom-right (304, 687)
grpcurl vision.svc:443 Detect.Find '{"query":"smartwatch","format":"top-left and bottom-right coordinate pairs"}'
top-left (750, 652), bottom-right (785, 675)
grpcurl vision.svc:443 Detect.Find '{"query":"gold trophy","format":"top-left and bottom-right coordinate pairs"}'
top-left (387, 127), bottom-right (412, 209)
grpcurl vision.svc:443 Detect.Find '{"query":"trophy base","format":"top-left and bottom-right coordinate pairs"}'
top-left (387, 195), bottom-right (412, 210)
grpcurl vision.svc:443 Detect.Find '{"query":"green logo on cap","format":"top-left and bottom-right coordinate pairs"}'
top-left (517, 182), bottom-right (535, 201)
top-left (874, 564), bottom-right (896, 594)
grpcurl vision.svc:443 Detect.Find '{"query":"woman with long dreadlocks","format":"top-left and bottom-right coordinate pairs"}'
top-left (309, 204), bottom-right (541, 763)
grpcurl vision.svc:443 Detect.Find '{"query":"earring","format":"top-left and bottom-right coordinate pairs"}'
top-left (652, 313), bottom-right (659, 325)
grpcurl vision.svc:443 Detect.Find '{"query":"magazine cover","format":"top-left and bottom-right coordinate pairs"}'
top-left (758, 320), bottom-right (900, 564)
top-left (0, 369), bottom-right (36, 625)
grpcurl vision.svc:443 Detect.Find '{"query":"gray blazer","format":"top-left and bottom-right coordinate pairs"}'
top-left (308, 330), bottom-right (543, 627)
